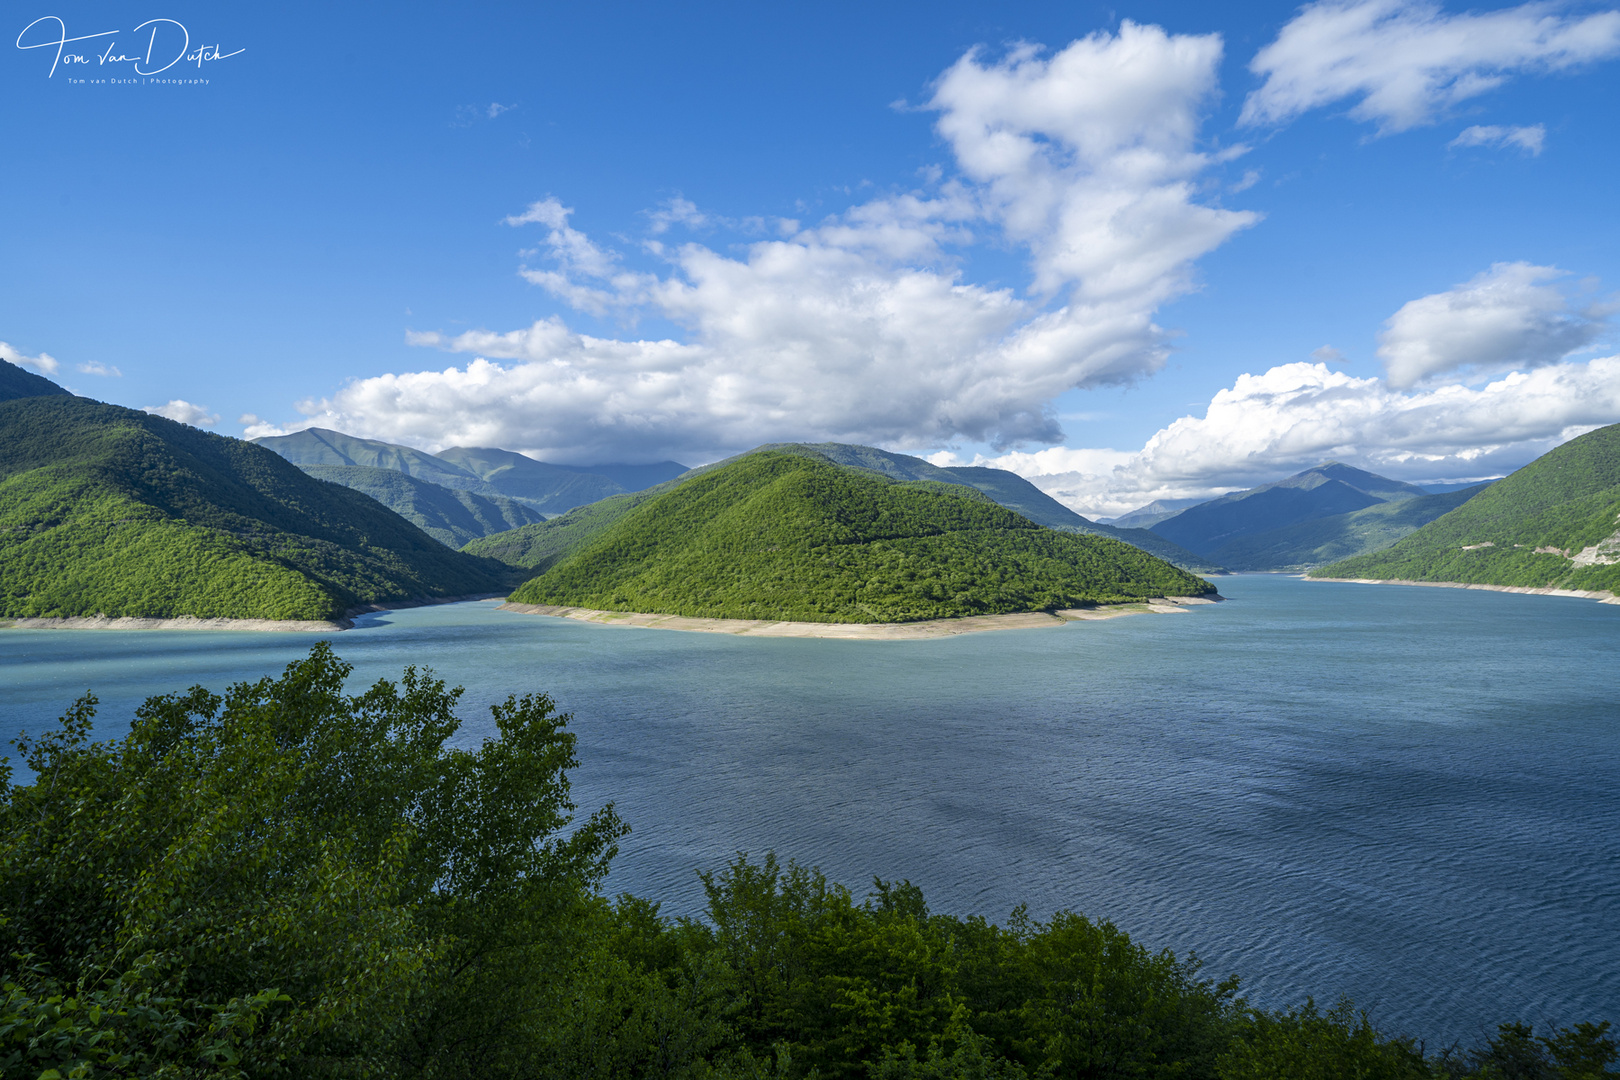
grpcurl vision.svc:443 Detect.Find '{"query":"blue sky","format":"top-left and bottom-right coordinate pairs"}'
top-left (4, 0), bottom-right (1619, 515)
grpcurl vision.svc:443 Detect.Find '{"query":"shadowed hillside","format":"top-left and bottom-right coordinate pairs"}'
top-left (0, 397), bottom-right (510, 620)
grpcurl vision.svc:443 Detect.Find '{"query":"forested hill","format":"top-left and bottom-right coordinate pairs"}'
top-left (467, 442), bottom-right (1220, 575)
top-left (0, 359), bottom-right (73, 402)
top-left (732, 442), bottom-right (1222, 571)
top-left (1312, 423), bottom-right (1620, 595)
top-left (508, 450), bottom-right (1213, 623)
top-left (0, 396), bottom-right (511, 621)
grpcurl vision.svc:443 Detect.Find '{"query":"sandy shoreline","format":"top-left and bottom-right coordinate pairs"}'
top-left (497, 595), bottom-right (1222, 639)
top-left (1307, 577), bottom-right (1620, 605)
top-left (0, 593), bottom-right (510, 633)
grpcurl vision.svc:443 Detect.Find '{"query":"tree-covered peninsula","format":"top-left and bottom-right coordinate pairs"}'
top-left (1312, 422), bottom-right (1620, 594)
top-left (3, 647), bottom-right (1612, 1079)
top-left (0, 391), bottom-right (512, 622)
top-left (507, 450), bottom-right (1214, 622)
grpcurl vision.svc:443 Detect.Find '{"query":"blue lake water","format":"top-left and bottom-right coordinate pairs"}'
top-left (2, 573), bottom-right (1616, 1044)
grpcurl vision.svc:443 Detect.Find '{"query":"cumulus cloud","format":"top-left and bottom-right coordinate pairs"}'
top-left (294, 23), bottom-right (1257, 462)
top-left (1311, 345), bottom-right (1346, 363)
top-left (143, 400), bottom-right (220, 428)
top-left (0, 341), bottom-right (60, 375)
top-left (240, 413), bottom-right (290, 439)
top-left (1377, 262), bottom-right (1606, 387)
top-left (1244, 0), bottom-right (1620, 132)
top-left (969, 356), bottom-right (1620, 518)
top-left (1448, 123), bottom-right (1546, 154)
top-left (77, 361), bottom-right (121, 377)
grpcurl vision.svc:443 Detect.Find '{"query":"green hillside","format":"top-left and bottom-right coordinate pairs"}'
top-left (1209, 485), bottom-right (1488, 570)
top-left (466, 442), bottom-right (1221, 575)
top-left (1312, 423), bottom-right (1620, 594)
top-left (743, 442), bottom-right (1219, 569)
top-left (507, 451), bottom-right (1212, 623)
top-left (0, 396), bottom-right (510, 621)
top-left (0, 359), bottom-right (74, 402)
top-left (299, 464), bottom-right (546, 547)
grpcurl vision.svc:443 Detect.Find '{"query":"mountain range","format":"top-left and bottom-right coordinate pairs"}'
top-left (0, 366), bottom-right (511, 621)
top-left (1314, 422), bottom-right (1620, 595)
top-left (254, 428), bottom-right (689, 526)
top-left (1119, 462), bottom-right (1500, 571)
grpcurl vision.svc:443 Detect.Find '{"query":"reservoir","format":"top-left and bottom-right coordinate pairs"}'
top-left (2, 573), bottom-right (1615, 1043)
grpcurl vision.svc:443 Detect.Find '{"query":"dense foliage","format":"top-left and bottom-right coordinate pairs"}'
top-left (2, 648), bottom-right (1613, 1079)
top-left (0, 397), bottom-right (509, 620)
top-left (1207, 486), bottom-right (1487, 570)
top-left (469, 446), bottom-right (1219, 575)
top-left (1314, 424), bottom-right (1620, 593)
top-left (508, 452), bottom-right (1214, 622)
top-left (298, 464), bottom-right (545, 548)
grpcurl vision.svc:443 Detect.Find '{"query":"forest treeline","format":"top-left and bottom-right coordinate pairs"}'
top-left (1, 646), bottom-right (1612, 1079)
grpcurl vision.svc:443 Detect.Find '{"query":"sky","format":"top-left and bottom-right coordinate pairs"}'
top-left (4, 0), bottom-right (1619, 518)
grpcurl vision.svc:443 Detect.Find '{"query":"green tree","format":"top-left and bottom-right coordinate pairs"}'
top-left (0, 643), bottom-right (624, 1079)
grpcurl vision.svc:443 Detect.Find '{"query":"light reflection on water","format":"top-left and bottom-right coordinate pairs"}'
top-left (2, 575), bottom-right (1616, 1042)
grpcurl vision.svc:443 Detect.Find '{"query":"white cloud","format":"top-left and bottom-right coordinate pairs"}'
top-left (0, 341), bottom-right (60, 375)
top-left (143, 400), bottom-right (220, 428)
top-left (77, 361), bottom-right (121, 377)
top-left (289, 24), bottom-right (1256, 462)
top-left (646, 196), bottom-right (709, 235)
top-left (1448, 123), bottom-right (1546, 154)
top-left (1244, 0), bottom-right (1620, 132)
top-left (1311, 345), bottom-right (1347, 363)
top-left (240, 413), bottom-right (290, 439)
top-left (487, 102), bottom-right (515, 119)
top-left (970, 356), bottom-right (1620, 518)
top-left (1377, 262), bottom-right (1605, 387)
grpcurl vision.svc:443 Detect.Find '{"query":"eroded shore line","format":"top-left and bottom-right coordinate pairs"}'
top-left (498, 595), bottom-right (1222, 639)
top-left (1307, 577), bottom-right (1620, 605)
top-left (0, 593), bottom-right (511, 633)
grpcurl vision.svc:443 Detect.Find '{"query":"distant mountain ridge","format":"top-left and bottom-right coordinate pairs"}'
top-left (299, 465), bottom-right (546, 548)
top-left (1313, 423), bottom-right (1620, 596)
top-left (255, 428), bottom-right (688, 519)
top-left (1135, 462), bottom-right (1481, 568)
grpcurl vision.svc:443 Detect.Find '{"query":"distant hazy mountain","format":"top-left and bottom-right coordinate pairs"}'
top-left (432, 446), bottom-right (689, 514)
top-left (0, 359), bottom-right (74, 402)
top-left (300, 465), bottom-right (546, 548)
top-left (1209, 485), bottom-right (1490, 570)
top-left (1104, 498), bottom-right (1206, 530)
top-left (1315, 424), bottom-right (1620, 595)
top-left (255, 427), bottom-right (492, 491)
top-left (1150, 463), bottom-right (1432, 560)
top-left (0, 397), bottom-right (508, 621)
top-left (256, 428), bottom-right (690, 516)
top-left (506, 450), bottom-right (1213, 623)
